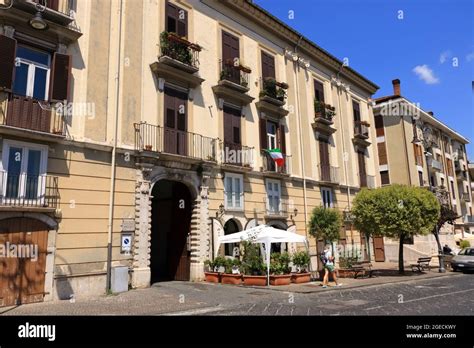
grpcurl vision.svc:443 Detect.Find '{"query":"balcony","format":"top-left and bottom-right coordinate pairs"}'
top-left (0, 171), bottom-right (59, 211)
top-left (134, 122), bottom-right (217, 162)
top-left (312, 100), bottom-right (337, 135)
top-left (456, 170), bottom-right (468, 181)
top-left (462, 192), bottom-right (471, 202)
top-left (219, 141), bottom-right (254, 169)
top-left (0, 93), bottom-right (66, 139)
top-left (429, 158), bottom-right (443, 171)
top-left (212, 60), bottom-right (254, 106)
top-left (464, 215), bottom-right (474, 224)
top-left (264, 197), bottom-right (290, 219)
top-left (317, 164), bottom-right (339, 184)
top-left (150, 32), bottom-right (204, 88)
top-left (360, 174), bottom-right (376, 189)
top-left (352, 121), bottom-right (371, 148)
top-left (261, 152), bottom-right (291, 176)
top-left (255, 78), bottom-right (289, 118)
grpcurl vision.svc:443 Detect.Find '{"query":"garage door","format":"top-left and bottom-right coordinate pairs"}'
top-left (0, 218), bottom-right (48, 307)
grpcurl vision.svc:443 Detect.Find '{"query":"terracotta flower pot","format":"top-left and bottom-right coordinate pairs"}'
top-left (291, 272), bottom-right (311, 284)
top-left (221, 273), bottom-right (242, 285)
top-left (243, 275), bottom-right (267, 286)
top-left (337, 269), bottom-right (354, 278)
top-left (204, 271), bottom-right (220, 283)
top-left (270, 274), bottom-right (291, 286)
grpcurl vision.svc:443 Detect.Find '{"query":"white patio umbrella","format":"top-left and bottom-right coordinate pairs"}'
top-left (216, 224), bottom-right (309, 286)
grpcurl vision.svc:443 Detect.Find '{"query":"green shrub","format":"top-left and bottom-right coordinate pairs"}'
top-left (241, 241), bottom-right (266, 276)
top-left (460, 240), bottom-right (471, 249)
top-left (292, 251), bottom-right (310, 273)
top-left (270, 252), bottom-right (291, 275)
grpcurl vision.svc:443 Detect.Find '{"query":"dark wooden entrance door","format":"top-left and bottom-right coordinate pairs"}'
top-left (373, 236), bottom-right (385, 262)
top-left (0, 218), bottom-right (48, 307)
top-left (164, 88), bottom-right (188, 156)
top-left (151, 180), bottom-right (192, 282)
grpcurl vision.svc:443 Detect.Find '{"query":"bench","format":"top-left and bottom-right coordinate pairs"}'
top-left (410, 257), bottom-right (432, 272)
top-left (349, 262), bottom-right (373, 279)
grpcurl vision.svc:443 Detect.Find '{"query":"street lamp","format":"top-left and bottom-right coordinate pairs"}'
top-left (29, 3), bottom-right (48, 30)
top-left (412, 122), bottom-right (446, 273)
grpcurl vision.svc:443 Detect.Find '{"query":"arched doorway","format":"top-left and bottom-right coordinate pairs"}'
top-left (0, 218), bottom-right (48, 307)
top-left (223, 219), bottom-right (240, 257)
top-left (150, 180), bottom-right (192, 283)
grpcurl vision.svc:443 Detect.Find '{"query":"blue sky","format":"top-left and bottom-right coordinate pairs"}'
top-left (254, 0), bottom-right (474, 157)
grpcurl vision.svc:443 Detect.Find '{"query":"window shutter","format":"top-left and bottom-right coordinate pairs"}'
top-left (279, 124), bottom-right (286, 154)
top-left (378, 142), bottom-right (388, 165)
top-left (177, 7), bottom-right (188, 38)
top-left (259, 117), bottom-right (267, 150)
top-left (223, 107), bottom-right (234, 144)
top-left (375, 115), bottom-right (385, 137)
top-left (0, 35), bottom-right (17, 92)
top-left (50, 53), bottom-right (72, 102)
top-left (314, 80), bottom-right (325, 103)
top-left (166, 1), bottom-right (178, 33)
top-left (222, 31), bottom-right (239, 62)
top-left (261, 52), bottom-right (275, 79)
top-left (352, 101), bottom-right (361, 122)
top-left (47, 0), bottom-right (59, 11)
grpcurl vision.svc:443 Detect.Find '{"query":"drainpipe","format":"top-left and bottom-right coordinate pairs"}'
top-left (106, 0), bottom-right (124, 293)
top-left (293, 36), bottom-right (308, 238)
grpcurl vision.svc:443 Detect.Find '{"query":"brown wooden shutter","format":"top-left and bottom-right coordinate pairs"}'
top-left (222, 31), bottom-right (239, 62)
top-left (49, 53), bottom-right (72, 102)
top-left (259, 117), bottom-right (267, 150)
top-left (47, 0), bottom-right (59, 11)
top-left (279, 124), bottom-right (286, 154)
top-left (375, 115), bottom-right (385, 137)
top-left (358, 151), bottom-right (367, 187)
top-left (0, 35), bottom-right (17, 92)
top-left (166, 1), bottom-right (178, 34)
top-left (352, 101), bottom-right (361, 122)
top-left (177, 7), bottom-right (188, 38)
top-left (314, 80), bottom-right (325, 103)
top-left (261, 52), bottom-right (275, 79)
top-left (319, 139), bottom-right (330, 166)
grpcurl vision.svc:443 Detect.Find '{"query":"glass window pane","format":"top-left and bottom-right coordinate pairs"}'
top-left (12, 63), bottom-right (29, 97)
top-left (25, 150), bottom-right (41, 200)
top-left (6, 147), bottom-right (23, 198)
top-left (17, 46), bottom-right (50, 66)
top-left (225, 177), bottom-right (232, 206)
top-left (234, 178), bottom-right (241, 208)
top-left (33, 68), bottom-right (48, 100)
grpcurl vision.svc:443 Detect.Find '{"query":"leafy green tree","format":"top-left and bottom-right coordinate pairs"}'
top-left (433, 204), bottom-right (459, 255)
top-left (352, 185), bottom-right (440, 273)
top-left (308, 206), bottom-right (342, 244)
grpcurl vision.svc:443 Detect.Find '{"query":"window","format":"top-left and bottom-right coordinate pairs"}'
top-left (352, 100), bottom-right (361, 122)
top-left (450, 181), bottom-right (456, 199)
top-left (418, 171), bottom-right (424, 187)
top-left (224, 173), bottom-right (243, 210)
top-left (380, 170), bottom-right (390, 185)
top-left (441, 177), bottom-right (445, 188)
top-left (266, 179), bottom-right (281, 213)
top-left (314, 80), bottom-right (325, 102)
top-left (321, 187), bottom-right (333, 208)
top-left (1, 140), bottom-right (48, 202)
top-left (430, 175), bottom-right (436, 187)
top-left (12, 46), bottom-right (51, 101)
top-left (166, 1), bottom-right (187, 37)
top-left (267, 121), bottom-right (277, 150)
top-left (261, 51), bottom-right (276, 79)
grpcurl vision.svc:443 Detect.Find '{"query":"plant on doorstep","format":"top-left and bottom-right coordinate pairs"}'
top-left (269, 252), bottom-right (292, 285)
top-left (291, 251), bottom-right (311, 283)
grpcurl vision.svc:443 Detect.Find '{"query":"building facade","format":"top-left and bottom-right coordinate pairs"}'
top-left (0, 0), bottom-right (381, 306)
top-left (373, 79), bottom-right (473, 262)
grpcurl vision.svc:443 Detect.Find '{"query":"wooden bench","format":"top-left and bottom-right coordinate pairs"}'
top-left (410, 257), bottom-right (432, 272)
top-left (349, 262), bottom-right (373, 279)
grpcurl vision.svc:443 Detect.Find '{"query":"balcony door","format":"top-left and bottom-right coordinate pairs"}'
top-left (266, 179), bottom-right (281, 214)
top-left (223, 106), bottom-right (242, 164)
top-left (222, 31), bottom-right (240, 84)
top-left (358, 151), bottom-right (367, 187)
top-left (1, 141), bottom-right (48, 205)
top-left (164, 87), bottom-right (188, 156)
top-left (319, 138), bottom-right (330, 181)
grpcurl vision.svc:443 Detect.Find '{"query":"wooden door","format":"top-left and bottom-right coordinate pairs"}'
top-left (358, 151), bottom-right (367, 187)
top-left (319, 139), bottom-right (330, 181)
top-left (373, 236), bottom-right (385, 262)
top-left (222, 31), bottom-right (240, 84)
top-left (0, 218), bottom-right (48, 307)
top-left (164, 88), bottom-right (187, 156)
top-left (223, 106), bottom-right (242, 164)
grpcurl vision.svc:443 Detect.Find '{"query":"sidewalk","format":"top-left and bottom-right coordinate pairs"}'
top-left (245, 266), bottom-right (462, 294)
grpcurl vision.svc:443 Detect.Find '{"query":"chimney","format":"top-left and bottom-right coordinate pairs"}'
top-left (392, 79), bottom-right (401, 96)
top-left (427, 111), bottom-right (434, 116)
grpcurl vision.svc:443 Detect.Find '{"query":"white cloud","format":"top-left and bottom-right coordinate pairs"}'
top-left (467, 52), bottom-right (474, 62)
top-left (412, 65), bottom-right (440, 85)
top-left (439, 50), bottom-right (451, 64)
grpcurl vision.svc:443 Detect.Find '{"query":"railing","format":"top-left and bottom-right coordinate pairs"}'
top-left (219, 141), bottom-right (254, 167)
top-left (264, 197), bottom-right (290, 217)
top-left (261, 152), bottom-right (291, 175)
top-left (1, 94), bottom-right (66, 136)
top-left (430, 159), bottom-right (443, 171)
top-left (134, 122), bottom-right (217, 161)
top-left (464, 215), bottom-right (474, 224)
top-left (259, 77), bottom-right (288, 103)
top-left (354, 121), bottom-right (370, 138)
top-left (30, 0), bottom-right (73, 16)
top-left (0, 171), bottom-right (59, 209)
top-left (367, 175), bottom-right (376, 189)
top-left (317, 164), bottom-right (339, 183)
top-left (219, 59), bottom-right (250, 88)
top-left (314, 100), bottom-right (336, 123)
top-left (462, 192), bottom-right (471, 202)
top-left (159, 31), bottom-right (201, 69)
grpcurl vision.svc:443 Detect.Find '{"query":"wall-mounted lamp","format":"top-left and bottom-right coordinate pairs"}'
top-left (215, 203), bottom-right (225, 218)
top-left (30, 11), bottom-right (48, 30)
top-left (290, 208), bottom-right (298, 219)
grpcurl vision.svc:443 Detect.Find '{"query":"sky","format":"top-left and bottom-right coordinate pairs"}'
top-left (254, 0), bottom-right (474, 157)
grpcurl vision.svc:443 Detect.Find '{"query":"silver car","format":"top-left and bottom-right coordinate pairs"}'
top-left (451, 248), bottom-right (474, 272)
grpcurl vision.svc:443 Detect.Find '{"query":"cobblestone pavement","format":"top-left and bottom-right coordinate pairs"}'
top-left (1, 273), bottom-right (472, 316)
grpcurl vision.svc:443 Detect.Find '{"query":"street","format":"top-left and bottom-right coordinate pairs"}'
top-left (1, 273), bottom-right (472, 316)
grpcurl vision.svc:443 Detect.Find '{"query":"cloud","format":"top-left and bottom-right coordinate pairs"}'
top-left (439, 50), bottom-right (451, 64)
top-left (467, 52), bottom-right (474, 62)
top-left (412, 65), bottom-right (440, 85)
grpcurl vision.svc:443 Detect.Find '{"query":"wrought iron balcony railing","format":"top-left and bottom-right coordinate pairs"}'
top-left (219, 59), bottom-right (250, 88)
top-left (159, 31), bottom-right (201, 70)
top-left (219, 141), bottom-right (254, 168)
top-left (317, 164), bottom-right (339, 183)
top-left (261, 152), bottom-right (291, 175)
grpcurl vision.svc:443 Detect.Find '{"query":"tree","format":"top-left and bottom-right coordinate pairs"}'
top-left (433, 204), bottom-right (459, 255)
top-left (352, 185), bottom-right (440, 273)
top-left (308, 206), bottom-right (342, 246)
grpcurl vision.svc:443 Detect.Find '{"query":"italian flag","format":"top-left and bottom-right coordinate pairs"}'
top-left (266, 148), bottom-right (284, 167)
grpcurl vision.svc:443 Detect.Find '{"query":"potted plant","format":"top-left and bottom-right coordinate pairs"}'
top-left (276, 86), bottom-right (287, 102)
top-left (221, 258), bottom-right (242, 285)
top-left (203, 256), bottom-right (226, 283)
top-left (291, 251), bottom-right (311, 283)
top-left (144, 145), bottom-right (153, 151)
top-left (241, 241), bottom-right (267, 286)
top-left (269, 252), bottom-right (292, 286)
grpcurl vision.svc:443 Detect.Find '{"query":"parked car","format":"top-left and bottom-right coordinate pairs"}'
top-left (451, 248), bottom-right (474, 272)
